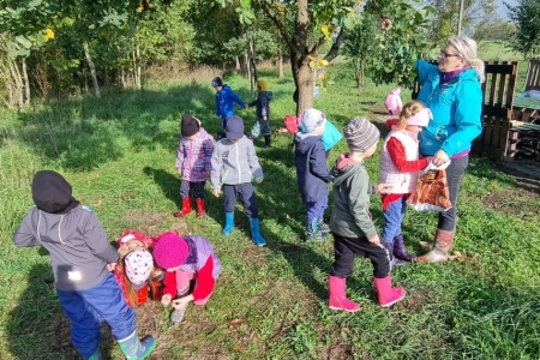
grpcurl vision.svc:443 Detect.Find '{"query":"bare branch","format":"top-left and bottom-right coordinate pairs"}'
top-left (322, 27), bottom-right (346, 62)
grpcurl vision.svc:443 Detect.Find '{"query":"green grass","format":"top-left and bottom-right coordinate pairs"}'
top-left (1, 65), bottom-right (539, 360)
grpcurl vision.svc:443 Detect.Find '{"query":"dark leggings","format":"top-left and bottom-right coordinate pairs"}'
top-left (437, 156), bottom-right (468, 231)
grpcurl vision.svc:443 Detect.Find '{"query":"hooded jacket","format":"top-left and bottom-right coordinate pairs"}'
top-left (12, 171), bottom-right (119, 291)
top-left (176, 127), bottom-right (215, 182)
top-left (294, 133), bottom-right (330, 203)
top-left (215, 84), bottom-right (246, 119)
top-left (210, 136), bottom-right (264, 188)
top-left (248, 91), bottom-right (273, 119)
top-left (415, 60), bottom-right (482, 157)
top-left (329, 155), bottom-right (378, 239)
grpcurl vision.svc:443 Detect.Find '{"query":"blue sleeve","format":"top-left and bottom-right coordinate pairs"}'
top-left (309, 142), bottom-right (330, 182)
top-left (215, 93), bottom-right (221, 117)
top-left (225, 87), bottom-right (246, 108)
top-left (416, 59), bottom-right (438, 87)
top-left (440, 81), bottom-right (483, 156)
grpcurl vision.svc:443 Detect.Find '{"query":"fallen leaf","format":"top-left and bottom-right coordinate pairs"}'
top-left (228, 318), bottom-right (244, 326)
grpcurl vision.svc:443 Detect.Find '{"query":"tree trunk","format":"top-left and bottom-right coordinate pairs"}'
top-left (83, 41), bottom-right (101, 98)
top-left (121, 69), bottom-right (126, 87)
top-left (136, 34), bottom-right (142, 89)
top-left (245, 51), bottom-right (251, 87)
top-left (360, 61), bottom-right (365, 88)
top-left (292, 56), bottom-right (313, 116)
top-left (8, 57), bottom-right (24, 109)
top-left (235, 56), bottom-right (241, 70)
top-left (21, 57), bottom-right (30, 106)
top-left (278, 49), bottom-right (284, 78)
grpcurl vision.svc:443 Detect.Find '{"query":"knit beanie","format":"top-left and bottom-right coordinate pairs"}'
top-left (343, 117), bottom-right (381, 152)
top-left (211, 77), bottom-right (223, 87)
top-left (32, 170), bottom-right (80, 214)
top-left (181, 113), bottom-right (200, 137)
top-left (299, 108), bottom-right (326, 134)
top-left (124, 248), bottom-right (154, 286)
top-left (257, 79), bottom-right (268, 91)
top-left (225, 115), bottom-right (245, 140)
top-left (152, 232), bottom-right (190, 270)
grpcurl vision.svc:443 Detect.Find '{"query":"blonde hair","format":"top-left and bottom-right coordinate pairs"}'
top-left (446, 36), bottom-right (485, 83)
top-left (396, 101), bottom-right (426, 131)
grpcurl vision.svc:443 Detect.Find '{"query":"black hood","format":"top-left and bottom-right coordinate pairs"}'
top-left (32, 170), bottom-right (79, 214)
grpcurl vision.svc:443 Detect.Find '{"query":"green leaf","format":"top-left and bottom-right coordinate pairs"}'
top-left (15, 35), bottom-right (32, 49)
top-left (343, 17), bottom-right (354, 30)
top-left (28, 0), bottom-right (42, 7)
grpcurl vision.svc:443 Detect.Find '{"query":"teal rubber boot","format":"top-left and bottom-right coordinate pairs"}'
top-left (249, 218), bottom-right (267, 247)
top-left (117, 331), bottom-right (156, 360)
top-left (222, 212), bottom-right (234, 236)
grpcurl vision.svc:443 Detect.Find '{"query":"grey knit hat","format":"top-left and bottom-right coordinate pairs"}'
top-left (343, 117), bottom-right (380, 152)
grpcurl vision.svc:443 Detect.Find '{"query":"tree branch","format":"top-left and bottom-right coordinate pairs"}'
top-left (322, 27), bottom-right (346, 62)
top-left (308, 35), bottom-right (327, 56)
top-left (258, 1), bottom-right (299, 56)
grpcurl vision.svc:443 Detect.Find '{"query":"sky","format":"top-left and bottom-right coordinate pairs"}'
top-left (497, 0), bottom-right (518, 19)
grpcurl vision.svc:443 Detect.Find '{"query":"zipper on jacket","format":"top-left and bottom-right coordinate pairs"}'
top-left (235, 142), bottom-right (241, 183)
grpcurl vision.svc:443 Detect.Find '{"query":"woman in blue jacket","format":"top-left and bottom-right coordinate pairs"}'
top-left (415, 36), bottom-right (484, 263)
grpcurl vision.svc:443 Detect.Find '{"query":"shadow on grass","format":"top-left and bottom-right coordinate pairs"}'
top-left (6, 263), bottom-right (115, 360)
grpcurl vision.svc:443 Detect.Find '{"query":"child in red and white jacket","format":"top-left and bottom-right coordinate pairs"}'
top-left (379, 100), bottom-right (432, 265)
top-left (152, 231), bottom-right (221, 323)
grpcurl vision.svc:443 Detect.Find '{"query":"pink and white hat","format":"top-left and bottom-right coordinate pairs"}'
top-left (407, 108), bottom-right (432, 127)
top-left (124, 248), bottom-right (154, 286)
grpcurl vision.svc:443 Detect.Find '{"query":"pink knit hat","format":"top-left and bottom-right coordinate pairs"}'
top-left (407, 108), bottom-right (432, 127)
top-left (152, 232), bottom-right (190, 269)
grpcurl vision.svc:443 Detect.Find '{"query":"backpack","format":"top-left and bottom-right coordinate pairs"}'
top-left (283, 114), bottom-right (300, 134)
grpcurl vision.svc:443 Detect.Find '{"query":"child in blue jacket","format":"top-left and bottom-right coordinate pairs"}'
top-left (212, 76), bottom-right (247, 139)
top-left (294, 108), bottom-right (331, 242)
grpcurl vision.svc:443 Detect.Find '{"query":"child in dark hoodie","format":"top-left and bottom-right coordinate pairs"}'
top-left (328, 117), bottom-right (405, 313)
top-left (12, 171), bottom-right (155, 360)
top-left (248, 79), bottom-right (273, 148)
top-left (212, 76), bottom-right (247, 139)
top-left (294, 108), bottom-right (331, 242)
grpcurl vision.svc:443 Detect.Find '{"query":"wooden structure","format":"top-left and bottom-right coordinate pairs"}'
top-left (412, 61), bottom-right (519, 160)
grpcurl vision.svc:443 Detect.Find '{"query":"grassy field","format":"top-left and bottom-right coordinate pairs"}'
top-left (1, 64), bottom-right (539, 360)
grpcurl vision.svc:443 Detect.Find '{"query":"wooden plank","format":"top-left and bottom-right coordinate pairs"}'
top-left (490, 116), bottom-right (503, 151)
top-left (483, 115), bottom-right (494, 148)
top-left (506, 62), bottom-right (518, 108)
top-left (497, 62), bottom-right (508, 107)
top-left (485, 63), bottom-right (518, 75)
top-left (499, 117), bottom-right (511, 156)
top-left (488, 64), bottom-right (498, 107)
top-left (483, 105), bottom-right (510, 118)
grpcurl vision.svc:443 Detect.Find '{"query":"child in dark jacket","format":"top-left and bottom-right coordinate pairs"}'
top-left (328, 118), bottom-right (405, 312)
top-left (12, 171), bottom-right (155, 360)
top-left (248, 79), bottom-right (273, 147)
top-left (210, 115), bottom-right (266, 247)
top-left (212, 76), bottom-right (247, 139)
top-left (175, 113), bottom-right (215, 219)
top-left (294, 108), bottom-right (331, 242)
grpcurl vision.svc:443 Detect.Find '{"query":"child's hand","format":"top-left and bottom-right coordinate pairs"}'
top-left (172, 294), bottom-right (194, 309)
top-left (107, 263), bottom-right (116, 271)
top-left (244, 104), bottom-right (249, 109)
top-left (263, 116), bottom-right (268, 121)
top-left (178, 169), bottom-right (182, 177)
top-left (367, 234), bottom-right (381, 244)
top-left (377, 184), bottom-right (392, 194)
top-left (255, 177), bottom-right (263, 184)
top-left (161, 294), bottom-right (172, 307)
top-left (212, 189), bottom-right (222, 197)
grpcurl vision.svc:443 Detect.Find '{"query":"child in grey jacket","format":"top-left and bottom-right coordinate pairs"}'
top-left (210, 115), bottom-right (266, 247)
top-left (12, 170), bottom-right (155, 360)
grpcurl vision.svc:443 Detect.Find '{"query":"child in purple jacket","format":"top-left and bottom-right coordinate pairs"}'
top-left (175, 113), bottom-right (215, 219)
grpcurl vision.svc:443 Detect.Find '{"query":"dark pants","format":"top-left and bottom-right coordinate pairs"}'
top-left (438, 156), bottom-right (468, 231)
top-left (305, 197), bottom-right (328, 232)
top-left (330, 233), bottom-right (391, 279)
top-left (180, 179), bottom-right (205, 199)
top-left (381, 195), bottom-right (408, 244)
top-left (56, 273), bottom-right (137, 359)
top-left (223, 183), bottom-right (259, 218)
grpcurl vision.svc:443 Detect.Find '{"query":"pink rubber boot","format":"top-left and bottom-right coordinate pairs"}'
top-left (373, 275), bottom-right (406, 307)
top-left (328, 275), bottom-right (361, 312)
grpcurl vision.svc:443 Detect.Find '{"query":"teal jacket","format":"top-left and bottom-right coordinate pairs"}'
top-left (415, 60), bottom-right (483, 157)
